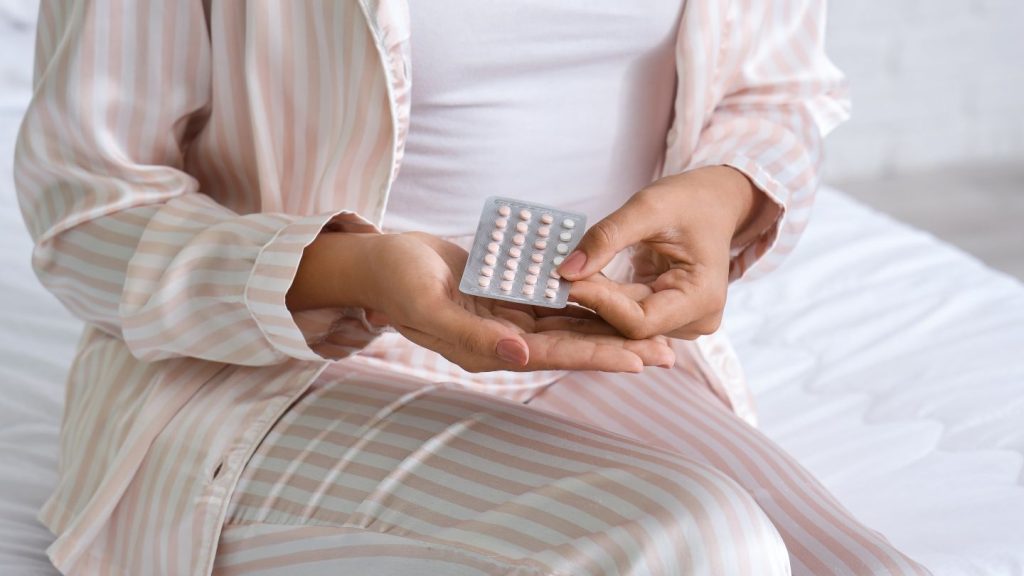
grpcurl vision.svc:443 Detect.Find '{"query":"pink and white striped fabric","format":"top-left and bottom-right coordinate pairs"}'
top-left (14, 1), bottom-right (860, 574)
top-left (217, 360), bottom-right (795, 576)
top-left (212, 353), bottom-right (928, 575)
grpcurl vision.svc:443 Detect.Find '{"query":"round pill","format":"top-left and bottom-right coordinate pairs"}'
top-left (547, 278), bottom-right (559, 289)
top-left (478, 276), bottom-right (490, 287)
top-left (515, 221), bottom-right (529, 233)
top-left (537, 226), bottom-right (551, 238)
top-left (512, 234), bottom-right (526, 246)
top-left (534, 239), bottom-right (547, 250)
top-left (519, 209), bottom-right (532, 221)
top-left (549, 269), bottom-right (560, 279)
top-left (500, 280), bottom-right (514, 292)
top-left (556, 243), bottom-right (569, 254)
top-left (525, 275), bottom-right (538, 285)
top-left (559, 231), bottom-right (572, 242)
top-left (540, 213), bottom-right (554, 225)
top-left (562, 218), bottom-right (575, 229)
top-left (481, 266), bottom-right (494, 277)
top-left (531, 253), bottom-right (544, 263)
top-left (508, 246), bottom-right (522, 258)
top-left (497, 205), bottom-right (511, 217)
top-left (502, 269), bottom-right (516, 281)
top-left (487, 242), bottom-right (500, 254)
top-left (491, 230), bottom-right (504, 242)
top-left (528, 264), bottom-right (541, 275)
top-left (544, 288), bottom-right (557, 299)
top-left (483, 253), bottom-right (497, 266)
top-left (505, 258), bottom-right (519, 270)
top-left (553, 256), bottom-right (564, 265)
top-left (494, 217), bottom-right (508, 229)
top-left (522, 285), bottom-right (535, 296)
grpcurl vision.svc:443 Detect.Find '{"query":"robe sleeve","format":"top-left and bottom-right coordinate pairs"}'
top-left (684, 0), bottom-right (851, 281)
top-left (14, 0), bottom-right (384, 366)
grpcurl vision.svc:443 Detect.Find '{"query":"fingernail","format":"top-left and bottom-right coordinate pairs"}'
top-left (496, 339), bottom-right (528, 365)
top-left (559, 250), bottom-right (587, 277)
top-left (365, 309), bottom-right (391, 327)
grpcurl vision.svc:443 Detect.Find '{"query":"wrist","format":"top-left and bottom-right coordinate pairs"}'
top-left (656, 166), bottom-right (762, 242)
top-left (703, 166), bottom-right (763, 240)
top-left (286, 231), bottom-right (379, 312)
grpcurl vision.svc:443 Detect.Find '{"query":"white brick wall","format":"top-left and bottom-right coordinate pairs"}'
top-left (824, 0), bottom-right (1024, 181)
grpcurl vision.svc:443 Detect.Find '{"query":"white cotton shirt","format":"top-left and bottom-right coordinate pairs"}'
top-left (383, 0), bottom-right (685, 236)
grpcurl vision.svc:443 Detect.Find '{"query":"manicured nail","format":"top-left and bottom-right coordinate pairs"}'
top-left (496, 339), bottom-right (528, 365)
top-left (559, 250), bottom-right (587, 277)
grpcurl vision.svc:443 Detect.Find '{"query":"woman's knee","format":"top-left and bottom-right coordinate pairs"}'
top-left (624, 459), bottom-right (791, 576)
top-left (463, 391), bottom-right (792, 575)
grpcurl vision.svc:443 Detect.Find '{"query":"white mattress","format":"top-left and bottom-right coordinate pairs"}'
top-left (1, 4), bottom-right (1022, 574)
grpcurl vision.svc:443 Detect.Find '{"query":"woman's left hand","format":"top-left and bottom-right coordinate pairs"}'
top-left (557, 166), bottom-right (769, 340)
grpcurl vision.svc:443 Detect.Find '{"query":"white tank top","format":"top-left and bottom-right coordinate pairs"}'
top-left (382, 0), bottom-right (684, 236)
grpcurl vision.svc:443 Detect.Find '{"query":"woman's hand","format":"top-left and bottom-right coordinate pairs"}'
top-left (557, 166), bottom-right (770, 340)
top-left (288, 230), bottom-right (675, 373)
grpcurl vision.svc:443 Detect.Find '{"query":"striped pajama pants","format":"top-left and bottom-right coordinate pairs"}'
top-left (214, 361), bottom-right (929, 576)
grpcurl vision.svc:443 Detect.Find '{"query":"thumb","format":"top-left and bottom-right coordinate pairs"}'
top-left (558, 199), bottom-right (651, 280)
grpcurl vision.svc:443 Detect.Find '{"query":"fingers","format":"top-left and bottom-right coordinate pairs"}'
top-left (630, 245), bottom-right (671, 284)
top-left (364, 308), bottom-right (392, 327)
top-left (530, 302), bottom-right (602, 320)
top-left (569, 272), bottom-right (653, 301)
top-left (395, 326), bottom-right (516, 373)
top-left (533, 315), bottom-right (623, 334)
top-left (569, 269), bottom-right (723, 340)
top-left (493, 300), bottom-right (676, 367)
top-left (397, 323), bottom-right (674, 373)
top-left (568, 277), bottom-right (657, 339)
top-left (522, 332), bottom-right (644, 373)
top-left (558, 191), bottom-right (661, 281)
top-left (533, 316), bottom-right (676, 367)
top-left (413, 298), bottom-right (530, 366)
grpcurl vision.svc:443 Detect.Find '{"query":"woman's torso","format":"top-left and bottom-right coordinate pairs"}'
top-left (358, 0), bottom-right (686, 392)
top-left (382, 0), bottom-right (684, 235)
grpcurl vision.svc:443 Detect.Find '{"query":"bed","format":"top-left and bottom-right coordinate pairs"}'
top-left (2, 5), bottom-right (1023, 575)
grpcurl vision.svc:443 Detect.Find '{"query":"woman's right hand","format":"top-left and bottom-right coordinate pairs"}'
top-left (288, 231), bottom-right (676, 373)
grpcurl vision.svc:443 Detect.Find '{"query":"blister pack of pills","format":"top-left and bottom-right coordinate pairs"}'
top-left (459, 197), bottom-right (587, 309)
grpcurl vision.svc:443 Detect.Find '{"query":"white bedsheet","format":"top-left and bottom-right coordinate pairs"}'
top-left (1, 5), bottom-right (83, 574)
top-left (1, 4), bottom-right (1022, 575)
top-left (725, 194), bottom-right (1024, 574)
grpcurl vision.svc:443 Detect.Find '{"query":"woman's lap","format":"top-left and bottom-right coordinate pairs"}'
top-left (218, 363), bottom-right (788, 576)
top-left (526, 366), bottom-right (930, 576)
top-left (217, 359), bottom-right (929, 575)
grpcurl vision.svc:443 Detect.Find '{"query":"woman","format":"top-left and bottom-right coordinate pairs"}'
top-left (15, 1), bottom-right (929, 574)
